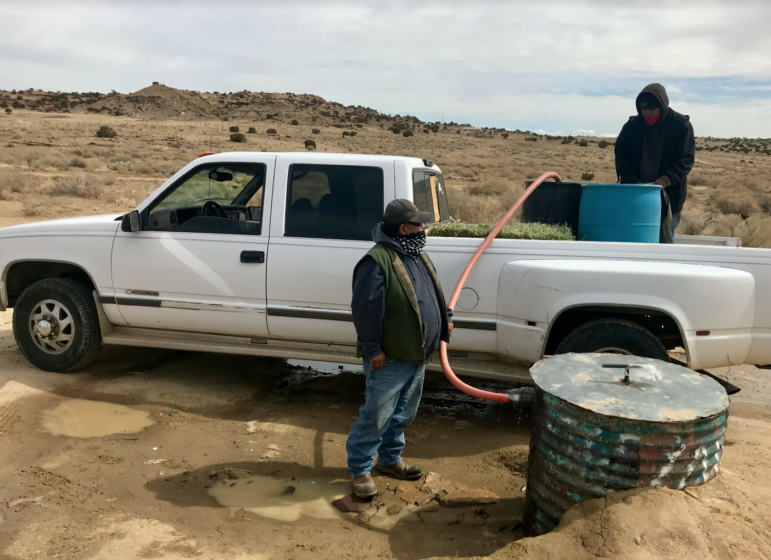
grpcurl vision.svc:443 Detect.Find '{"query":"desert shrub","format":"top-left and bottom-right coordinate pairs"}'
top-left (676, 209), bottom-right (711, 235)
top-left (579, 139), bottom-right (588, 147)
top-left (267, 128), bottom-right (277, 135)
top-left (50, 172), bottom-right (101, 198)
top-left (229, 126), bottom-right (240, 133)
top-left (403, 130), bottom-right (413, 137)
top-left (759, 195), bottom-right (771, 214)
top-left (69, 158), bottom-right (87, 168)
top-left (96, 126), bottom-right (117, 138)
top-left (423, 129), bottom-right (430, 134)
top-left (581, 171), bottom-right (595, 181)
top-left (304, 139), bottom-right (316, 150)
top-left (247, 127), bottom-right (257, 134)
top-left (230, 132), bottom-right (247, 143)
top-left (431, 124), bottom-right (440, 133)
top-left (467, 180), bottom-right (510, 197)
top-left (714, 192), bottom-right (761, 218)
top-left (291, 119), bottom-right (299, 125)
top-left (0, 169), bottom-right (34, 198)
top-left (103, 172), bottom-right (117, 185)
top-left (428, 222), bottom-right (574, 241)
top-left (153, 162), bottom-right (182, 175)
top-left (4, 108), bottom-right (10, 115)
top-left (501, 133), bottom-right (510, 139)
top-left (391, 128), bottom-right (401, 134)
top-left (312, 128), bottom-right (320, 134)
top-left (21, 197), bottom-right (42, 216)
top-left (705, 214), bottom-right (771, 248)
top-left (598, 140), bottom-right (609, 149)
top-left (349, 131), bottom-right (357, 137)
top-left (342, 131), bottom-right (350, 137)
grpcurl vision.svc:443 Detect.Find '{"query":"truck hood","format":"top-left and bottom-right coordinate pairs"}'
top-left (0, 214), bottom-right (123, 238)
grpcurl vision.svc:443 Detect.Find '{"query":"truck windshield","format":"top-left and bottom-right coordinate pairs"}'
top-left (412, 169), bottom-right (450, 223)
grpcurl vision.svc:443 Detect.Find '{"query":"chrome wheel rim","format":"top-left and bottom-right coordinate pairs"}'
top-left (29, 299), bottom-right (75, 354)
top-left (594, 346), bottom-right (633, 355)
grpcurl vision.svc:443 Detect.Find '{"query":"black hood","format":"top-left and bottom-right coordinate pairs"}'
top-left (636, 83), bottom-right (670, 117)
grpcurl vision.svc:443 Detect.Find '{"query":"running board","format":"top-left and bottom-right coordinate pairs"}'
top-left (102, 326), bottom-right (532, 384)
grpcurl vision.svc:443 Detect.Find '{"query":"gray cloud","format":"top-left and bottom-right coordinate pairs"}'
top-left (1, 1), bottom-right (769, 136)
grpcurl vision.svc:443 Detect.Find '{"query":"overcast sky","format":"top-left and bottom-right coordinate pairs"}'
top-left (2, 0), bottom-right (770, 137)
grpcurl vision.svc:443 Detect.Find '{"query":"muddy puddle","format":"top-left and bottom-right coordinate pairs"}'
top-left (207, 475), bottom-right (351, 521)
top-left (41, 399), bottom-right (155, 438)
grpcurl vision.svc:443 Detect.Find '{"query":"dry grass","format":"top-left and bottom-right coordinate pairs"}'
top-left (0, 168), bottom-right (35, 199)
top-left (21, 197), bottom-right (42, 216)
top-left (704, 214), bottom-right (771, 247)
top-left (49, 172), bottom-right (102, 199)
top-left (0, 106), bottom-right (768, 246)
top-left (713, 192), bottom-right (761, 218)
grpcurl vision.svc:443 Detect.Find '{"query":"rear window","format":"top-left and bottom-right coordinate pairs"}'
top-left (412, 170), bottom-right (449, 222)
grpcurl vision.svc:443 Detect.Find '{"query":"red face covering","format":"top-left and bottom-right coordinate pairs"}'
top-left (645, 116), bottom-right (660, 126)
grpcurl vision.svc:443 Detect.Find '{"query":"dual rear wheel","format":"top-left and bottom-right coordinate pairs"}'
top-left (554, 318), bottom-right (670, 361)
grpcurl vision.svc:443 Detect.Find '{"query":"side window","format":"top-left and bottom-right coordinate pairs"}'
top-left (286, 164), bottom-right (384, 240)
top-left (147, 163), bottom-right (265, 235)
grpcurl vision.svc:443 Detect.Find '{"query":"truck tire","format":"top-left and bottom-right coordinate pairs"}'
top-left (12, 278), bottom-right (102, 373)
top-left (554, 318), bottom-right (669, 362)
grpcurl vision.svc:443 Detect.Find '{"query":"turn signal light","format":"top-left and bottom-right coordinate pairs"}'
top-left (199, 151), bottom-right (214, 157)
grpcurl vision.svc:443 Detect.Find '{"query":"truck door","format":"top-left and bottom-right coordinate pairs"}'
top-left (266, 156), bottom-right (394, 343)
top-left (111, 156), bottom-right (275, 337)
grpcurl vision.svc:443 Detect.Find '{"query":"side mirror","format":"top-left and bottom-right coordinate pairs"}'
top-left (209, 170), bottom-right (233, 182)
top-left (121, 210), bottom-right (141, 232)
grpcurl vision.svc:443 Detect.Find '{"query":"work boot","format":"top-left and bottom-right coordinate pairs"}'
top-left (352, 474), bottom-right (378, 499)
top-left (375, 460), bottom-right (423, 481)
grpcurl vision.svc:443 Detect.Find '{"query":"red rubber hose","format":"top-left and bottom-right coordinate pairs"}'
top-left (440, 172), bottom-right (563, 403)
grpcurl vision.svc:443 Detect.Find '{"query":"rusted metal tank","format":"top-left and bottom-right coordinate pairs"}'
top-left (523, 353), bottom-right (729, 536)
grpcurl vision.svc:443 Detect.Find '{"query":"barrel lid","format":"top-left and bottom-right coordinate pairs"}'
top-left (530, 353), bottom-right (728, 422)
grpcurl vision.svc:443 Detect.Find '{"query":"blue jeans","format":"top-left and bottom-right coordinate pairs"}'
top-left (672, 212), bottom-right (681, 239)
top-left (346, 357), bottom-right (425, 478)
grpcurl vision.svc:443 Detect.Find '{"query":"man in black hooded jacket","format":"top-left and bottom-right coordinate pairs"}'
top-left (614, 83), bottom-right (695, 243)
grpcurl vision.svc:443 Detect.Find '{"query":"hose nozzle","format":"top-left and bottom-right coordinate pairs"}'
top-left (507, 387), bottom-right (536, 405)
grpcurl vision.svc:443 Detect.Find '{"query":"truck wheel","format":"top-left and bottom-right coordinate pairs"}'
top-left (12, 278), bottom-right (102, 373)
top-left (554, 318), bottom-right (669, 361)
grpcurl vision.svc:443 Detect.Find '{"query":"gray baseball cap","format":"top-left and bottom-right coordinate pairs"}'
top-left (383, 199), bottom-right (433, 225)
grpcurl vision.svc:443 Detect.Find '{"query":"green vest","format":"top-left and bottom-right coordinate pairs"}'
top-left (353, 244), bottom-right (450, 362)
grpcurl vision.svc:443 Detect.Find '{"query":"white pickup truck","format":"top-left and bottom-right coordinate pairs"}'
top-left (1, 152), bottom-right (769, 383)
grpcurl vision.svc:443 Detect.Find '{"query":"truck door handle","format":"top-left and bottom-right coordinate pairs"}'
top-left (240, 251), bottom-right (265, 263)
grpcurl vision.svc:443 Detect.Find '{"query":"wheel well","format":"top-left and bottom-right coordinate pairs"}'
top-left (544, 306), bottom-right (684, 355)
top-left (4, 261), bottom-right (96, 307)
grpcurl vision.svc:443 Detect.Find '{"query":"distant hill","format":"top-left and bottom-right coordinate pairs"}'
top-left (0, 82), bottom-right (471, 129)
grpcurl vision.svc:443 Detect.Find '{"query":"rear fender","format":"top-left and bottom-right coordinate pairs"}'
top-left (496, 259), bottom-right (755, 369)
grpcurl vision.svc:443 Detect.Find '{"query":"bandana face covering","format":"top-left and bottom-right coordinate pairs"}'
top-left (394, 230), bottom-right (426, 258)
top-left (645, 116), bottom-right (660, 126)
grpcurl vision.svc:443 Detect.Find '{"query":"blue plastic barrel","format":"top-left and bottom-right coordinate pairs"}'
top-left (578, 184), bottom-right (662, 243)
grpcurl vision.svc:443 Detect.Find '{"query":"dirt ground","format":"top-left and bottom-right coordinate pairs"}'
top-left (0, 305), bottom-right (770, 559)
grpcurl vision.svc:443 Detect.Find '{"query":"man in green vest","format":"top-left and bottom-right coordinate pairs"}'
top-left (347, 199), bottom-right (453, 499)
